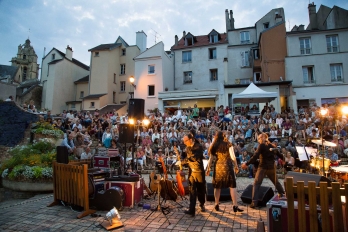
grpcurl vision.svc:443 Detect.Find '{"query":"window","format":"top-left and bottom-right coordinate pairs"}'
top-left (185, 36), bottom-right (194, 46)
top-left (326, 35), bottom-right (338, 53)
top-left (148, 65), bottom-right (155, 74)
top-left (51, 54), bottom-right (55, 60)
top-left (120, 64), bottom-right (125, 75)
top-left (120, 81), bottom-right (126, 92)
top-left (23, 55), bottom-right (26, 59)
top-left (302, 66), bottom-right (315, 84)
top-left (113, 73), bottom-right (116, 83)
top-left (254, 49), bottom-right (259, 59)
top-left (80, 91), bottom-right (84, 98)
top-left (23, 67), bottom-right (27, 81)
top-left (209, 48), bottom-right (217, 59)
top-left (183, 71), bottom-right (192, 84)
top-left (94, 52), bottom-right (99, 57)
top-left (330, 64), bottom-right (343, 82)
top-left (210, 69), bottom-right (218, 81)
top-left (254, 72), bottom-right (262, 82)
top-left (241, 51), bottom-right (250, 67)
top-left (122, 48), bottom-right (126, 56)
top-left (300, 38), bottom-right (311, 55)
top-left (210, 34), bottom-right (218, 43)
top-left (148, 85), bottom-right (155, 96)
top-left (71, 103), bottom-right (76, 109)
top-left (182, 51), bottom-right (192, 62)
top-left (113, 91), bottom-right (116, 103)
top-left (90, 102), bottom-right (95, 107)
top-left (240, 78), bottom-right (251, 84)
top-left (263, 22), bottom-right (269, 29)
top-left (240, 31), bottom-right (250, 44)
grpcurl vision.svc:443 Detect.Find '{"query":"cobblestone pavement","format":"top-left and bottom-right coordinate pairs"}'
top-left (0, 176), bottom-right (283, 231)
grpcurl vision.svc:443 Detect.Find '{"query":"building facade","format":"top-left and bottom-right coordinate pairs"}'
top-left (85, 32), bottom-right (146, 111)
top-left (41, 46), bottom-right (90, 114)
top-left (133, 42), bottom-right (173, 113)
top-left (286, 3), bottom-right (348, 110)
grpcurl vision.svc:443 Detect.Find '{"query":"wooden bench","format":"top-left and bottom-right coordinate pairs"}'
top-left (285, 177), bottom-right (348, 231)
top-left (47, 161), bottom-right (96, 218)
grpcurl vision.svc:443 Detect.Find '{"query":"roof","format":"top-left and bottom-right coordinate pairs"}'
top-left (48, 59), bottom-right (63, 65)
top-left (97, 104), bottom-right (125, 115)
top-left (0, 65), bottom-right (19, 79)
top-left (171, 31), bottom-right (228, 50)
top-left (18, 79), bottom-right (40, 88)
top-left (44, 48), bottom-right (90, 71)
top-left (232, 82), bottom-right (277, 103)
top-left (74, 75), bottom-right (89, 84)
top-left (88, 43), bottom-right (121, 52)
top-left (82, 94), bottom-right (107, 99)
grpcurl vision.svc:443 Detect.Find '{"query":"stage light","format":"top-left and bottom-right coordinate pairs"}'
top-left (143, 119), bottom-right (150, 126)
top-left (106, 207), bottom-right (121, 225)
top-left (342, 106), bottom-right (348, 115)
top-left (129, 118), bottom-right (135, 125)
top-left (320, 108), bottom-right (328, 116)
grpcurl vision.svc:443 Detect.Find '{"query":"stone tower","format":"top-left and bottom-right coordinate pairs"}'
top-left (11, 38), bottom-right (40, 83)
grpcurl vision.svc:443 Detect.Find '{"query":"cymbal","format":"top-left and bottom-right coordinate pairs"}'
top-left (311, 139), bottom-right (337, 147)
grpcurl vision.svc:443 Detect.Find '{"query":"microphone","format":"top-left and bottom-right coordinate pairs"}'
top-left (270, 148), bottom-right (280, 151)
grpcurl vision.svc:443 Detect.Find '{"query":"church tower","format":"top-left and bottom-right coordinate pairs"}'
top-left (11, 38), bottom-right (39, 83)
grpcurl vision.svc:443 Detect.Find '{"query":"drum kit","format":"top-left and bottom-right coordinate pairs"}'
top-left (309, 138), bottom-right (348, 184)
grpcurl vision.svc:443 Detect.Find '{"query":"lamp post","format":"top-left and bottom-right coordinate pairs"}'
top-left (129, 117), bottom-right (149, 172)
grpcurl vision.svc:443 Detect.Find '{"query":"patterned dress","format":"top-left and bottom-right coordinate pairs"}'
top-left (212, 149), bottom-right (236, 189)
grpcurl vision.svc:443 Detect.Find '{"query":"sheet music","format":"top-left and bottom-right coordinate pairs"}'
top-left (295, 146), bottom-right (308, 161)
top-left (304, 147), bottom-right (318, 158)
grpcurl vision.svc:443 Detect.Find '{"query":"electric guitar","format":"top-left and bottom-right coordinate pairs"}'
top-left (173, 146), bottom-right (189, 196)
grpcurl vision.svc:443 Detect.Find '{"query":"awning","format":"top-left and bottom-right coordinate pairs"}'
top-left (162, 95), bottom-right (216, 101)
top-left (232, 83), bottom-right (277, 103)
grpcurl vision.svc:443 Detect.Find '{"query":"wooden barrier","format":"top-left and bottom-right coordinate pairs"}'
top-left (68, 159), bottom-right (93, 168)
top-left (47, 161), bottom-right (96, 218)
top-left (285, 177), bottom-right (348, 232)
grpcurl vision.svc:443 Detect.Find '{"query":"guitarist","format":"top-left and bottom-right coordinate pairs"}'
top-left (176, 132), bottom-right (206, 217)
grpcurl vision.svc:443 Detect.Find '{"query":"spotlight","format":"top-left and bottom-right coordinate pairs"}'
top-left (143, 119), bottom-right (150, 126)
top-left (129, 118), bottom-right (135, 125)
top-left (101, 207), bottom-right (123, 230)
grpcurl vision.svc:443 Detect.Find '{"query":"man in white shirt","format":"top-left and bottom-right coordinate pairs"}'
top-left (72, 120), bottom-right (83, 131)
top-left (81, 147), bottom-right (93, 159)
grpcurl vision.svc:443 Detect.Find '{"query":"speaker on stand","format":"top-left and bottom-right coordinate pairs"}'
top-left (56, 146), bottom-right (69, 164)
top-left (118, 124), bottom-right (134, 144)
top-left (128, 99), bottom-right (145, 120)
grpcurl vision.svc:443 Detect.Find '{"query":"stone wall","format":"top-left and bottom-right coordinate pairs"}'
top-left (0, 82), bottom-right (16, 101)
top-left (0, 102), bottom-right (39, 147)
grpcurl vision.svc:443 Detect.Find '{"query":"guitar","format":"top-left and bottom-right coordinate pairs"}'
top-left (141, 177), bottom-right (152, 196)
top-left (173, 146), bottom-right (189, 196)
top-left (159, 156), bottom-right (177, 201)
top-left (149, 166), bottom-right (161, 193)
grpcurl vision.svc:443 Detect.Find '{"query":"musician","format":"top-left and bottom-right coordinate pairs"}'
top-left (325, 147), bottom-right (338, 162)
top-left (176, 133), bottom-right (206, 216)
top-left (241, 133), bottom-right (285, 208)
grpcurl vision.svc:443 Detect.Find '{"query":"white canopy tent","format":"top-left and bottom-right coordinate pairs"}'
top-left (232, 83), bottom-right (278, 103)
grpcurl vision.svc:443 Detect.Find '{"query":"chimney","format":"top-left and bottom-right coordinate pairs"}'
top-left (225, 9), bottom-right (230, 32)
top-left (175, 35), bottom-right (178, 46)
top-left (183, 31), bottom-right (186, 38)
top-left (308, 3), bottom-right (317, 30)
top-left (230, 10), bottom-right (235, 29)
top-left (298, 24), bottom-right (305, 31)
top-left (66, 45), bottom-right (73, 60)
top-left (136, 30), bottom-right (147, 53)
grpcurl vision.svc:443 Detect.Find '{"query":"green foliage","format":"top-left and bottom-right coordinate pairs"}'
top-left (31, 122), bottom-right (63, 138)
top-left (0, 140), bottom-right (56, 181)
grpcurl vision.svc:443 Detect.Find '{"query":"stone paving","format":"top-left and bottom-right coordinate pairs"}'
top-left (0, 176), bottom-right (283, 231)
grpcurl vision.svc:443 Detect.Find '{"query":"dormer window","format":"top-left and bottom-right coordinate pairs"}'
top-left (185, 35), bottom-right (194, 46)
top-left (210, 34), bottom-right (218, 43)
top-left (51, 54), bottom-right (55, 60)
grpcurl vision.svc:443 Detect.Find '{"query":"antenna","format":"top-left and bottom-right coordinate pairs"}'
top-left (43, 47), bottom-right (46, 57)
top-left (151, 28), bottom-right (161, 44)
top-left (288, 20), bottom-right (290, 31)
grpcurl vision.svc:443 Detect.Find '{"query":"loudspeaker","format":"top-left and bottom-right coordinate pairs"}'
top-left (128, 98), bottom-right (145, 119)
top-left (284, 171), bottom-right (331, 187)
top-left (241, 185), bottom-right (274, 206)
top-left (56, 146), bottom-right (69, 164)
top-left (118, 124), bottom-right (134, 143)
top-left (206, 183), bottom-right (231, 201)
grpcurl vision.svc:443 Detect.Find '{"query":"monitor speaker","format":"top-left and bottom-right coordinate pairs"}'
top-left (128, 99), bottom-right (144, 119)
top-left (241, 184), bottom-right (274, 206)
top-left (118, 124), bottom-right (134, 144)
top-left (56, 146), bottom-right (69, 164)
top-left (206, 183), bottom-right (231, 201)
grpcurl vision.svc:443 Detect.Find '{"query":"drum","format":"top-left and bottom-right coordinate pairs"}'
top-left (331, 165), bottom-right (348, 181)
top-left (315, 157), bottom-right (331, 171)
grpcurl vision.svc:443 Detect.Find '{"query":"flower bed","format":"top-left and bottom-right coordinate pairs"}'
top-left (1, 140), bottom-right (56, 183)
top-left (31, 122), bottom-right (64, 139)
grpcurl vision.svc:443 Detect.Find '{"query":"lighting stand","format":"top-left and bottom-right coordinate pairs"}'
top-left (101, 207), bottom-right (123, 230)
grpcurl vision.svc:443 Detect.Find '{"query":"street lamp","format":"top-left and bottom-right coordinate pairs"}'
top-left (129, 76), bottom-right (136, 89)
